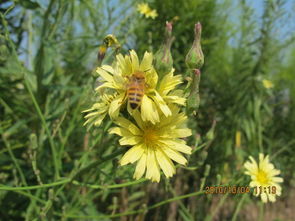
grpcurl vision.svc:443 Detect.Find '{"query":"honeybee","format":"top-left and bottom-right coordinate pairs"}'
top-left (127, 71), bottom-right (146, 109)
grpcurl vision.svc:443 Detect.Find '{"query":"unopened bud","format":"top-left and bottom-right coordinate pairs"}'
top-left (154, 22), bottom-right (174, 78)
top-left (185, 22), bottom-right (204, 70)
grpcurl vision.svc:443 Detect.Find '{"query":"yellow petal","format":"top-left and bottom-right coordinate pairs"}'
top-left (134, 150), bottom-right (147, 180)
top-left (132, 110), bottom-right (144, 130)
top-left (155, 149), bottom-right (175, 178)
top-left (165, 96), bottom-right (186, 106)
top-left (244, 161), bottom-right (257, 175)
top-left (123, 54), bottom-right (133, 76)
top-left (113, 74), bottom-right (126, 89)
top-left (109, 127), bottom-right (133, 137)
top-left (159, 69), bottom-right (182, 95)
top-left (151, 91), bottom-right (171, 117)
top-left (94, 113), bottom-right (107, 126)
top-left (101, 65), bottom-right (115, 74)
top-left (247, 156), bottom-right (258, 171)
top-left (141, 95), bottom-right (160, 124)
top-left (260, 193), bottom-right (268, 203)
top-left (95, 82), bottom-right (116, 91)
top-left (162, 146), bottom-right (187, 165)
top-left (172, 128), bottom-right (192, 138)
top-left (84, 111), bottom-right (103, 119)
top-left (140, 51), bottom-right (153, 71)
top-left (130, 50), bottom-right (140, 71)
top-left (116, 54), bottom-right (128, 74)
top-left (144, 68), bottom-right (158, 89)
top-left (119, 136), bottom-right (141, 146)
top-left (96, 67), bottom-right (114, 82)
top-left (272, 177), bottom-right (283, 183)
top-left (268, 193), bottom-right (276, 202)
top-left (120, 144), bottom-right (145, 165)
top-left (108, 93), bottom-right (124, 119)
top-left (145, 148), bottom-right (160, 182)
top-left (114, 117), bottom-right (142, 135)
top-left (160, 139), bottom-right (192, 154)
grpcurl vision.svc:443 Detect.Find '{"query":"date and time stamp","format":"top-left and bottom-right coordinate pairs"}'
top-left (205, 186), bottom-right (277, 195)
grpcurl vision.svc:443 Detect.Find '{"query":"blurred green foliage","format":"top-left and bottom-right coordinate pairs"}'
top-left (0, 0), bottom-right (295, 220)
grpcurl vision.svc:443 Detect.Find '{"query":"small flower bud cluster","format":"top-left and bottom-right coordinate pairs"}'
top-left (153, 21), bottom-right (204, 115)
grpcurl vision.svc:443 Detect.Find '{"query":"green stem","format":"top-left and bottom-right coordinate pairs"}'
top-left (205, 193), bottom-right (229, 221)
top-left (56, 190), bottom-right (205, 219)
top-left (71, 149), bottom-right (125, 181)
top-left (0, 178), bottom-right (70, 191)
top-left (1, 133), bottom-right (27, 187)
top-left (149, 190), bottom-right (204, 209)
top-left (258, 201), bottom-right (264, 221)
top-left (231, 194), bottom-right (247, 221)
top-left (271, 139), bottom-right (295, 160)
top-left (15, 190), bottom-right (46, 204)
top-left (72, 178), bottom-right (147, 189)
top-left (24, 77), bottom-right (60, 180)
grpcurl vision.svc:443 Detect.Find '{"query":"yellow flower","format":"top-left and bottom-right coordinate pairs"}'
top-left (95, 50), bottom-right (185, 124)
top-left (83, 93), bottom-right (118, 128)
top-left (109, 105), bottom-right (192, 182)
top-left (244, 153), bottom-right (283, 203)
top-left (262, 79), bottom-right (274, 89)
top-left (137, 3), bottom-right (158, 19)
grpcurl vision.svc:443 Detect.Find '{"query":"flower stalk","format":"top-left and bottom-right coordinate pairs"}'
top-left (187, 69), bottom-right (201, 115)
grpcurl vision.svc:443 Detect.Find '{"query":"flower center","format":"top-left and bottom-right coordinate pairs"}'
top-left (257, 169), bottom-right (269, 185)
top-left (144, 129), bottom-right (158, 145)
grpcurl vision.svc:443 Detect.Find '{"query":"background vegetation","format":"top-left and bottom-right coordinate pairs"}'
top-left (0, 0), bottom-right (294, 220)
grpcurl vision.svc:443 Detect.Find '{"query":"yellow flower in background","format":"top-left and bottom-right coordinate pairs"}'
top-left (137, 3), bottom-right (158, 19)
top-left (262, 79), bottom-right (274, 89)
top-left (244, 153), bottom-right (283, 203)
top-left (109, 105), bottom-right (192, 182)
top-left (235, 130), bottom-right (241, 148)
top-left (95, 50), bottom-right (185, 124)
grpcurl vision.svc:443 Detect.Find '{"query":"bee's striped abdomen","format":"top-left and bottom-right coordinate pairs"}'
top-left (127, 71), bottom-right (146, 109)
top-left (128, 87), bottom-right (144, 109)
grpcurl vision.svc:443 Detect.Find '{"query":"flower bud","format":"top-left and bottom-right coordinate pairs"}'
top-left (154, 22), bottom-right (174, 78)
top-left (187, 69), bottom-right (201, 115)
top-left (185, 22), bottom-right (204, 70)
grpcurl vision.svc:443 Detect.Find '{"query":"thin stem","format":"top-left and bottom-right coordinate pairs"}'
top-left (56, 190), bottom-right (205, 219)
top-left (71, 149), bottom-right (125, 181)
top-left (258, 201), bottom-right (264, 221)
top-left (1, 133), bottom-right (27, 187)
top-left (0, 179), bottom-right (70, 191)
top-left (270, 139), bottom-right (295, 160)
top-left (24, 77), bottom-right (60, 180)
top-left (15, 190), bottom-right (46, 204)
top-left (72, 178), bottom-right (147, 189)
top-left (205, 193), bottom-right (229, 221)
top-left (232, 194), bottom-right (247, 221)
